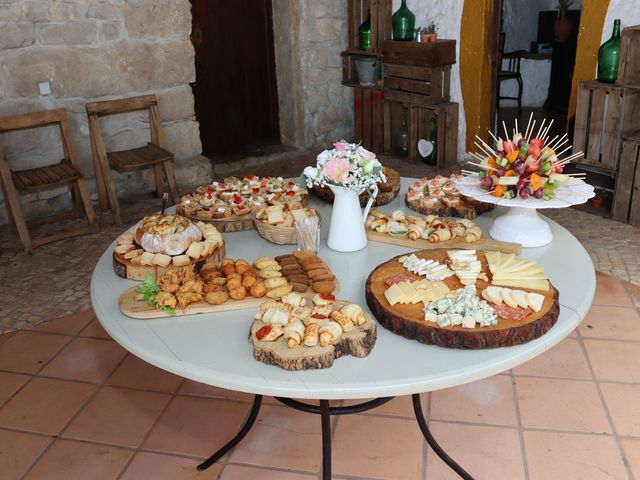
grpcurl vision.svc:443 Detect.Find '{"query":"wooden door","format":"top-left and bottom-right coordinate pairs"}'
top-left (191, 0), bottom-right (280, 155)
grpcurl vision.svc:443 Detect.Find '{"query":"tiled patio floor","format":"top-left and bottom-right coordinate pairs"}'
top-left (0, 273), bottom-right (638, 479)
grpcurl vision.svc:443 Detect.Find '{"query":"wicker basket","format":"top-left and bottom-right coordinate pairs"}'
top-left (254, 211), bottom-right (322, 245)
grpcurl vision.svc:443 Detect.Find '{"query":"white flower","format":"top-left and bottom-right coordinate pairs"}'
top-left (316, 150), bottom-right (332, 165)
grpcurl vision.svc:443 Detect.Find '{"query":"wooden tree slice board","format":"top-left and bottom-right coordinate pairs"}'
top-left (174, 206), bottom-right (255, 232)
top-left (405, 194), bottom-right (495, 220)
top-left (367, 231), bottom-right (522, 254)
top-left (112, 246), bottom-right (226, 281)
top-left (311, 167), bottom-right (401, 207)
top-left (250, 302), bottom-right (377, 370)
top-left (365, 250), bottom-right (559, 349)
top-left (118, 279), bottom-right (341, 319)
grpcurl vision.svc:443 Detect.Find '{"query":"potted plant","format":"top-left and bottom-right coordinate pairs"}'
top-left (426, 22), bottom-right (437, 42)
top-left (554, 0), bottom-right (574, 42)
top-left (303, 142), bottom-right (385, 252)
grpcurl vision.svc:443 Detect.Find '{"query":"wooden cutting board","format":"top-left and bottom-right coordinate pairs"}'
top-left (366, 231), bottom-right (522, 254)
top-left (119, 279), bottom-right (341, 320)
top-left (249, 301), bottom-right (377, 370)
top-left (365, 249), bottom-right (559, 349)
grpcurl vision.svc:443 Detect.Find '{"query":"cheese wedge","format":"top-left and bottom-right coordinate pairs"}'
top-left (485, 286), bottom-right (503, 305)
top-left (526, 292), bottom-right (545, 312)
top-left (501, 288), bottom-right (518, 308)
top-left (510, 289), bottom-right (530, 309)
top-left (384, 284), bottom-right (403, 306)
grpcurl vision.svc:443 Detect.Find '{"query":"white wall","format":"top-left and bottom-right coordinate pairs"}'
top-left (502, 0), bottom-right (583, 52)
top-left (393, 0), bottom-right (467, 159)
top-left (601, 0), bottom-right (640, 44)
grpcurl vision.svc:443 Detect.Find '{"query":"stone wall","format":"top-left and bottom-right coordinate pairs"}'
top-left (0, 0), bottom-right (205, 224)
top-left (272, 0), bottom-right (354, 150)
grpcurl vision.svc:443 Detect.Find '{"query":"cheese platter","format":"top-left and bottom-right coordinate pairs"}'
top-left (249, 296), bottom-right (376, 370)
top-left (365, 209), bottom-right (521, 254)
top-left (365, 249), bottom-right (559, 349)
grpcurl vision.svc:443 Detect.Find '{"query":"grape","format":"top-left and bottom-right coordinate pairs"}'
top-left (519, 188), bottom-right (530, 199)
top-left (518, 139), bottom-right (526, 147)
top-left (534, 188), bottom-right (543, 199)
top-left (515, 163), bottom-right (526, 175)
top-left (497, 150), bottom-right (505, 157)
top-left (495, 168), bottom-right (506, 177)
top-left (481, 176), bottom-right (493, 188)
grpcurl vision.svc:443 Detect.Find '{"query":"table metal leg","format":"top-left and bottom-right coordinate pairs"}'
top-left (320, 400), bottom-right (332, 480)
top-left (412, 393), bottom-right (475, 480)
top-left (197, 394), bottom-right (263, 471)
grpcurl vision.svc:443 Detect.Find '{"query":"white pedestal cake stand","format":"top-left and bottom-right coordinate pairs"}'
top-left (457, 175), bottom-right (595, 247)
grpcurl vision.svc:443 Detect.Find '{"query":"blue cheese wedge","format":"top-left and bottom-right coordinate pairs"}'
top-left (423, 285), bottom-right (497, 328)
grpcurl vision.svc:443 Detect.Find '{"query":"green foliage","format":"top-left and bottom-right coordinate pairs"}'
top-left (136, 274), bottom-right (175, 316)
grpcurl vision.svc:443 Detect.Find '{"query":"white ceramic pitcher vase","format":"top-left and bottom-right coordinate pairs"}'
top-left (326, 184), bottom-right (378, 252)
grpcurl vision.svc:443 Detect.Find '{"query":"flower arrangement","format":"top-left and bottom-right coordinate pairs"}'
top-left (303, 141), bottom-right (386, 192)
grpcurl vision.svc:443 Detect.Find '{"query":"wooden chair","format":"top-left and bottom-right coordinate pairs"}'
top-left (86, 94), bottom-right (179, 226)
top-left (0, 108), bottom-right (98, 252)
top-left (497, 32), bottom-right (527, 114)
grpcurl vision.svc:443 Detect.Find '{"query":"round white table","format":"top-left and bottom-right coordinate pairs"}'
top-left (91, 177), bottom-right (595, 479)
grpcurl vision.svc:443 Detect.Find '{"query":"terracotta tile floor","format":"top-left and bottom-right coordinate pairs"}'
top-left (0, 273), bottom-right (637, 479)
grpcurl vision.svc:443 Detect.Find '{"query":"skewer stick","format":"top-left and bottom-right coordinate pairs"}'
top-left (524, 112), bottom-right (534, 139)
top-left (502, 121), bottom-right (510, 142)
top-left (515, 119), bottom-right (519, 135)
top-left (542, 118), bottom-right (554, 140)
top-left (461, 169), bottom-right (478, 175)
top-left (466, 161), bottom-right (496, 171)
top-left (475, 135), bottom-right (497, 155)
top-left (535, 118), bottom-right (546, 139)
top-left (566, 173), bottom-right (587, 177)
top-left (550, 137), bottom-right (569, 153)
top-left (528, 120), bottom-right (536, 142)
top-left (555, 145), bottom-right (572, 157)
top-left (545, 134), bottom-right (559, 150)
top-left (470, 152), bottom-right (487, 163)
top-left (488, 130), bottom-right (501, 145)
top-left (549, 133), bottom-right (567, 151)
top-left (474, 141), bottom-right (495, 159)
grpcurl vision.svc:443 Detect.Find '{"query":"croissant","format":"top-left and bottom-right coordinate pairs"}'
top-left (292, 306), bottom-right (311, 321)
top-left (319, 321), bottom-right (343, 347)
top-left (424, 215), bottom-right (438, 225)
top-left (261, 307), bottom-right (290, 325)
top-left (407, 216), bottom-right (427, 228)
top-left (365, 214), bottom-right (376, 228)
top-left (391, 210), bottom-right (406, 222)
top-left (421, 227), bottom-right (436, 240)
top-left (370, 219), bottom-right (388, 232)
top-left (303, 323), bottom-right (319, 346)
top-left (428, 228), bottom-right (452, 243)
top-left (408, 224), bottom-right (423, 241)
top-left (255, 301), bottom-right (291, 320)
top-left (281, 292), bottom-right (305, 307)
top-left (340, 303), bottom-right (366, 325)
top-left (464, 225), bottom-right (482, 243)
top-left (284, 320), bottom-right (305, 348)
top-left (370, 208), bottom-right (387, 219)
top-left (329, 310), bottom-right (354, 332)
top-left (256, 324), bottom-right (284, 342)
top-left (451, 223), bottom-right (466, 238)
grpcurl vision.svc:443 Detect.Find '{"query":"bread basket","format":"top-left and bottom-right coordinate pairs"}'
top-left (254, 211), bottom-right (322, 245)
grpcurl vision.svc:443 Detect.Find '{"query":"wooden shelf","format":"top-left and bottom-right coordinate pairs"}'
top-left (341, 80), bottom-right (382, 90)
top-left (341, 49), bottom-right (380, 57)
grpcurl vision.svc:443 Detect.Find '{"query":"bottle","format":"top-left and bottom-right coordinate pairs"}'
top-left (358, 9), bottom-right (371, 51)
top-left (397, 113), bottom-right (409, 155)
top-left (392, 0), bottom-right (415, 41)
top-left (597, 19), bottom-right (622, 83)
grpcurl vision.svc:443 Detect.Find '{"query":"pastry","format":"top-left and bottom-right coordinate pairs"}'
top-left (134, 214), bottom-right (202, 256)
top-left (303, 323), bottom-right (319, 346)
top-left (266, 284), bottom-right (293, 299)
top-left (284, 320), bottom-right (305, 348)
top-left (205, 291), bottom-right (228, 305)
top-left (319, 321), bottom-right (342, 347)
top-left (329, 310), bottom-right (354, 332)
top-left (250, 282), bottom-right (267, 298)
top-left (312, 280), bottom-right (335, 294)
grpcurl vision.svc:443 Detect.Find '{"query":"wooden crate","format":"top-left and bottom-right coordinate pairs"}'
top-left (354, 87), bottom-right (384, 153)
top-left (383, 95), bottom-right (458, 167)
top-left (616, 25), bottom-right (640, 86)
top-left (572, 81), bottom-right (640, 172)
top-left (346, 0), bottom-right (391, 51)
top-left (384, 64), bottom-right (451, 104)
top-left (381, 40), bottom-right (457, 67)
top-left (341, 51), bottom-right (381, 88)
top-left (611, 130), bottom-right (640, 224)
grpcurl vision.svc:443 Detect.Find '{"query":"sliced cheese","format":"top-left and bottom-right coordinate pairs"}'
top-left (384, 284), bottom-right (403, 306)
top-left (526, 292), bottom-right (545, 312)
top-left (485, 286), bottom-right (503, 305)
top-left (501, 288), bottom-right (518, 308)
top-left (511, 289), bottom-right (530, 309)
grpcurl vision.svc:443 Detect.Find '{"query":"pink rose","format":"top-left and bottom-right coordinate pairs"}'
top-left (322, 156), bottom-right (353, 184)
top-left (334, 141), bottom-right (349, 152)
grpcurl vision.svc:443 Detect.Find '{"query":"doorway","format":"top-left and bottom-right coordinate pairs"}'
top-left (190, 0), bottom-right (281, 156)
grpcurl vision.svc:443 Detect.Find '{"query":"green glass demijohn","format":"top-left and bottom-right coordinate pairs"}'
top-left (358, 9), bottom-right (372, 51)
top-left (597, 19), bottom-right (622, 83)
top-left (392, 0), bottom-right (415, 41)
